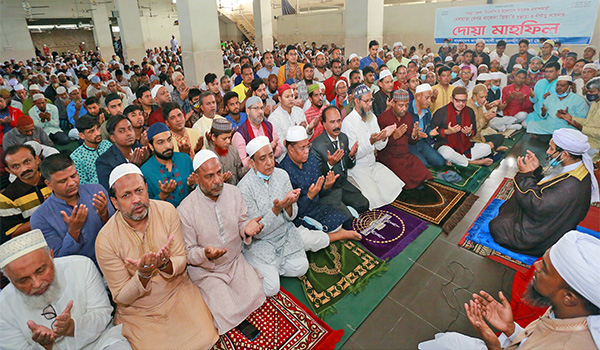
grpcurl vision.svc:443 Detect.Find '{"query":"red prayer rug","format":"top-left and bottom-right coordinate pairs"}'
top-left (212, 288), bottom-right (343, 350)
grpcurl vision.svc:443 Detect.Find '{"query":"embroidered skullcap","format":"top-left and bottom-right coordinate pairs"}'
top-left (472, 84), bottom-right (487, 96)
top-left (393, 89), bottom-right (409, 102)
top-left (105, 93), bottom-right (121, 106)
top-left (393, 42), bottom-right (403, 49)
top-left (284, 78), bottom-right (296, 86)
top-left (90, 76), bottom-right (101, 84)
top-left (552, 128), bottom-right (598, 202)
top-left (278, 83), bottom-right (292, 96)
top-left (245, 96), bottom-right (262, 109)
top-left (211, 118), bottom-right (232, 132)
top-left (406, 72), bottom-right (418, 81)
top-left (147, 122), bottom-right (170, 142)
top-left (557, 75), bottom-right (573, 83)
top-left (584, 63), bottom-right (598, 71)
top-left (490, 72), bottom-right (503, 80)
top-left (348, 53), bottom-right (359, 62)
top-left (151, 84), bottom-right (164, 99)
top-left (477, 73), bottom-right (492, 81)
top-left (193, 149), bottom-right (218, 171)
top-left (307, 83), bottom-right (320, 95)
top-left (445, 56), bottom-right (453, 62)
top-left (415, 83), bottom-right (432, 94)
top-left (28, 84), bottom-right (40, 91)
top-left (171, 71), bottom-right (183, 81)
top-left (68, 85), bottom-right (79, 94)
top-left (16, 115), bottom-right (33, 127)
top-left (246, 135), bottom-right (271, 158)
top-left (14, 84), bottom-right (25, 91)
top-left (353, 84), bottom-right (370, 99)
top-left (32, 93), bottom-right (45, 102)
top-left (335, 79), bottom-right (348, 88)
top-left (56, 86), bottom-right (67, 94)
top-left (109, 163), bottom-right (143, 188)
top-left (379, 69), bottom-right (393, 81)
top-left (0, 229), bottom-right (48, 269)
top-left (460, 65), bottom-right (472, 71)
top-left (286, 125), bottom-right (308, 142)
top-left (549, 230), bottom-right (600, 308)
top-left (530, 56), bottom-right (543, 63)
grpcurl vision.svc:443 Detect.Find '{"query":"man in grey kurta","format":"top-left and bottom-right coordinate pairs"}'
top-left (237, 136), bottom-right (308, 296)
top-left (178, 150), bottom-right (266, 335)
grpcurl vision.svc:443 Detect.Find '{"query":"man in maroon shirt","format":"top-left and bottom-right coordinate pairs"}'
top-left (147, 85), bottom-right (173, 125)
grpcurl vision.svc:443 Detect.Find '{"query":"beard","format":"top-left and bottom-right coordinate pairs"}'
top-left (358, 105), bottom-right (372, 121)
top-left (123, 202), bottom-right (149, 221)
top-left (200, 181), bottom-right (223, 198)
top-left (523, 281), bottom-right (552, 309)
top-left (155, 148), bottom-right (173, 160)
top-left (18, 269), bottom-right (62, 310)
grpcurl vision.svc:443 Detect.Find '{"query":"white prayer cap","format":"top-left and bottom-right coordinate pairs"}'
top-left (557, 75), bottom-right (573, 83)
top-left (56, 86), bottom-right (67, 94)
top-left (477, 73), bottom-right (492, 81)
top-left (552, 128), bottom-right (599, 202)
top-left (513, 64), bottom-right (523, 70)
top-left (379, 69), bottom-right (393, 81)
top-left (476, 38), bottom-right (485, 44)
top-left (411, 55), bottom-right (419, 61)
top-left (109, 163), bottom-right (143, 189)
top-left (478, 64), bottom-right (488, 69)
top-left (393, 42), bottom-right (403, 49)
top-left (315, 51), bottom-right (325, 58)
top-left (286, 125), bottom-right (308, 142)
top-left (490, 72), bottom-right (503, 80)
top-left (193, 149), bottom-right (218, 171)
top-left (549, 230), bottom-right (600, 308)
top-left (415, 83), bottom-right (432, 94)
top-left (0, 229), bottom-right (48, 269)
top-left (335, 79), bottom-right (347, 88)
top-left (32, 94), bottom-right (45, 102)
top-left (583, 63), bottom-right (598, 71)
top-left (445, 56), bottom-right (453, 62)
top-left (68, 86), bottom-right (79, 94)
top-left (246, 96), bottom-right (262, 109)
top-left (585, 45), bottom-right (597, 52)
top-left (28, 84), bottom-right (40, 91)
top-left (151, 85), bottom-right (164, 99)
top-left (14, 84), bottom-right (25, 91)
top-left (348, 53), bottom-right (359, 61)
top-left (246, 136), bottom-right (271, 158)
top-left (171, 71), bottom-right (183, 81)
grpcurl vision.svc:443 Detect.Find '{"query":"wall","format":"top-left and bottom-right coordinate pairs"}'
top-left (275, 0), bottom-right (600, 57)
top-left (31, 29), bottom-right (96, 53)
top-left (219, 17), bottom-right (246, 43)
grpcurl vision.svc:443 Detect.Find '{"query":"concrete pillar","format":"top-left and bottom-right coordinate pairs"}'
top-left (253, 0), bottom-right (274, 52)
top-left (344, 0), bottom-right (384, 58)
top-left (90, 3), bottom-right (114, 61)
top-left (114, 0), bottom-right (146, 62)
top-left (176, 0), bottom-right (223, 86)
top-left (0, 0), bottom-right (35, 61)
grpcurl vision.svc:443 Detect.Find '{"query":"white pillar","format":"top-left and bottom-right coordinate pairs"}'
top-left (0, 0), bottom-right (35, 61)
top-left (90, 3), bottom-right (115, 61)
top-left (114, 0), bottom-right (146, 62)
top-left (344, 0), bottom-right (384, 58)
top-left (253, 0), bottom-right (274, 52)
top-left (177, 0), bottom-right (223, 86)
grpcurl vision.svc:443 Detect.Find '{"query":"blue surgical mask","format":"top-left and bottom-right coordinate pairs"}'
top-left (474, 101), bottom-right (481, 107)
top-left (587, 93), bottom-right (599, 102)
top-left (491, 85), bottom-right (500, 91)
top-left (421, 74), bottom-right (427, 81)
top-left (547, 152), bottom-right (564, 168)
top-left (529, 68), bottom-right (539, 74)
top-left (255, 169), bottom-right (272, 181)
top-left (556, 91), bottom-right (569, 98)
top-left (451, 72), bottom-right (457, 79)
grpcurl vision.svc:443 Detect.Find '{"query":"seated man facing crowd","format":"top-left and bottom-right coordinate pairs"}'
top-left (377, 89), bottom-right (433, 189)
top-left (489, 128), bottom-right (598, 256)
top-left (419, 230), bottom-right (600, 350)
top-left (95, 163), bottom-right (218, 349)
top-left (431, 86), bottom-right (494, 167)
top-left (0, 229), bottom-right (131, 349)
top-left (178, 150), bottom-right (265, 335)
top-left (238, 136), bottom-right (309, 297)
top-left (341, 84), bottom-right (405, 209)
top-left (30, 154), bottom-right (112, 264)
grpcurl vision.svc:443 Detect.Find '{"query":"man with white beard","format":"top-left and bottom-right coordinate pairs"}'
top-left (0, 229), bottom-right (131, 349)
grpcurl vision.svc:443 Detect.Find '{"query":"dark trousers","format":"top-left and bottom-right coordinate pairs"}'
top-left (319, 178), bottom-right (370, 218)
top-left (409, 139), bottom-right (446, 168)
top-left (49, 131), bottom-right (70, 145)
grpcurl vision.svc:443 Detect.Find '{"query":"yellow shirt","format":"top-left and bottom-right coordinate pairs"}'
top-left (431, 84), bottom-right (455, 114)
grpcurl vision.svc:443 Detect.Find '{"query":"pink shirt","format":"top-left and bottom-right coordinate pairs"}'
top-left (232, 123), bottom-right (282, 167)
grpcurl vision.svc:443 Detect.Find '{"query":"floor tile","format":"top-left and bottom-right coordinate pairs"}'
top-left (412, 237), bottom-right (455, 272)
top-left (388, 263), bottom-right (436, 307)
top-left (377, 309), bottom-right (441, 350)
top-left (350, 297), bottom-right (407, 349)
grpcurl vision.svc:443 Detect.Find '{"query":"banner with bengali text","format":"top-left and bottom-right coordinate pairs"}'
top-left (434, 0), bottom-right (599, 45)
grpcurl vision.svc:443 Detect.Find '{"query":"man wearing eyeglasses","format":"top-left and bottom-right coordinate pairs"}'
top-left (431, 86), bottom-right (494, 166)
top-left (0, 229), bottom-right (131, 349)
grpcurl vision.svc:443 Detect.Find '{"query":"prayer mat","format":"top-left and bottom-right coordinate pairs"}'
top-left (281, 225), bottom-right (443, 348)
top-left (580, 205), bottom-right (600, 232)
top-left (392, 181), bottom-right (478, 233)
top-left (298, 240), bottom-right (388, 317)
top-left (212, 288), bottom-right (343, 350)
top-left (352, 204), bottom-right (429, 260)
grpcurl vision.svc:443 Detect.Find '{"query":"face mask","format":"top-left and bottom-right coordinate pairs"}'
top-left (451, 72), bottom-right (457, 79)
top-left (529, 68), bottom-right (539, 74)
top-left (421, 74), bottom-right (427, 81)
top-left (474, 101), bottom-right (481, 107)
top-left (587, 93), bottom-right (599, 102)
top-left (255, 169), bottom-right (272, 181)
top-left (491, 85), bottom-right (500, 91)
top-left (547, 151), bottom-right (564, 168)
top-left (556, 90), bottom-right (569, 98)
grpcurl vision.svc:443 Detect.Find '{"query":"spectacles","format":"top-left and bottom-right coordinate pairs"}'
top-left (296, 144), bottom-right (311, 152)
top-left (41, 304), bottom-right (57, 329)
top-left (360, 98), bottom-right (374, 104)
top-left (453, 98), bottom-right (467, 103)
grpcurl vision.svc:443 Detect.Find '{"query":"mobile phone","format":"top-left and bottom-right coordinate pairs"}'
top-left (237, 320), bottom-right (260, 341)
